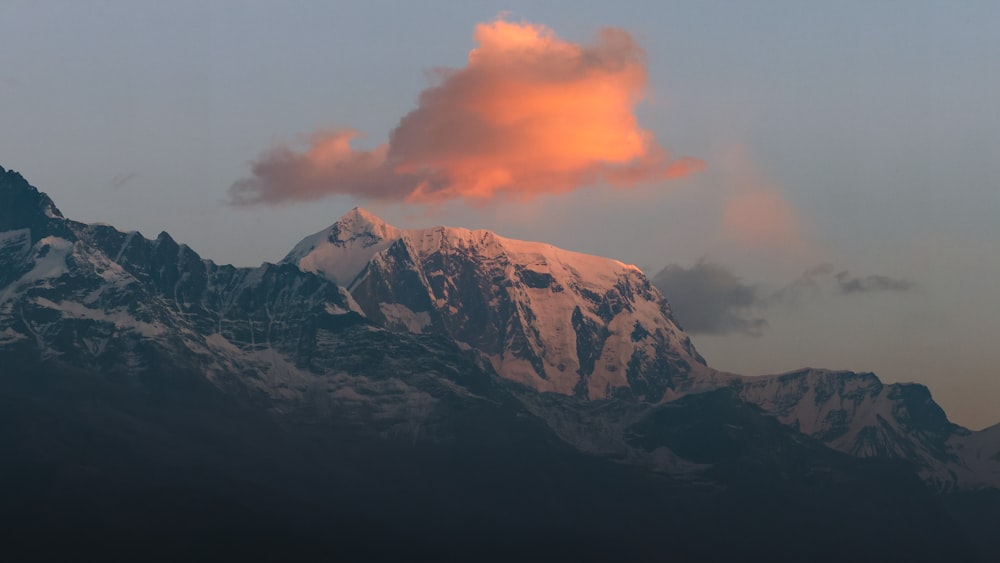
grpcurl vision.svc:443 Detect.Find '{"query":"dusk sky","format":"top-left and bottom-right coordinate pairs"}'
top-left (2, 1), bottom-right (998, 428)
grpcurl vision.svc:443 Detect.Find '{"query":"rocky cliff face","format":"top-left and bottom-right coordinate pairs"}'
top-left (287, 208), bottom-right (714, 402)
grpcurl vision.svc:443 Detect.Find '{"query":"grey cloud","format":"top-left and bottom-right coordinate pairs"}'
top-left (767, 263), bottom-right (834, 307)
top-left (651, 260), bottom-right (768, 337)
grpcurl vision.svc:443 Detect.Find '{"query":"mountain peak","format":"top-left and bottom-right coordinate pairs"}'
top-left (282, 207), bottom-right (402, 286)
top-left (345, 206), bottom-right (387, 226)
top-left (332, 207), bottom-right (401, 241)
top-left (282, 212), bottom-right (710, 400)
top-left (1, 165), bottom-right (68, 243)
top-left (1, 165), bottom-right (64, 222)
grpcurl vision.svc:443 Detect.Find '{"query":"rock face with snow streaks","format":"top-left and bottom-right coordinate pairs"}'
top-left (0, 165), bottom-right (365, 395)
top-left (287, 209), bottom-right (708, 401)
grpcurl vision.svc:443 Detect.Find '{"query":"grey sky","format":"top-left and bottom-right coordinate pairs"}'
top-left (1, 1), bottom-right (997, 427)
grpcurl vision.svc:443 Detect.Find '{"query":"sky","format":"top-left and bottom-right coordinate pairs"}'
top-left (1, 1), bottom-right (998, 428)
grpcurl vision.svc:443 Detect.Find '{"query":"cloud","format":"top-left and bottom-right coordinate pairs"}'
top-left (108, 172), bottom-right (137, 190)
top-left (652, 260), bottom-right (916, 336)
top-left (229, 17), bottom-right (703, 206)
top-left (713, 145), bottom-right (809, 262)
top-left (767, 263), bottom-right (834, 307)
top-left (834, 271), bottom-right (915, 294)
top-left (722, 188), bottom-right (800, 249)
top-left (651, 260), bottom-right (768, 337)
top-left (228, 130), bottom-right (416, 205)
top-left (771, 264), bottom-right (916, 305)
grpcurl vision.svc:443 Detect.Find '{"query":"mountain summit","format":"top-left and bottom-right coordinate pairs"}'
top-left (284, 207), bottom-right (402, 286)
top-left (285, 208), bottom-right (712, 400)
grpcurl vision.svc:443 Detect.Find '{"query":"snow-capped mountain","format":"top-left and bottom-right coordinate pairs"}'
top-left (285, 207), bottom-right (1000, 491)
top-left (285, 208), bottom-right (716, 401)
top-left (0, 165), bottom-right (369, 399)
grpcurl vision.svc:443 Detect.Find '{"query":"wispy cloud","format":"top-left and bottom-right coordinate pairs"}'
top-left (108, 172), bottom-right (137, 190)
top-left (771, 263), bottom-right (916, 305)
top-left (229, 17), bottom-right (703, 207)
top-left (713, 145), bottom-right (809, 262)
top-left (652, 260), bottom-right (916, 336)
top-left (834, 271), bottom-right (915, 294)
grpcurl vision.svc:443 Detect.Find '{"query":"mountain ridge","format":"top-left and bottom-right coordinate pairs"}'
top-left (3, 167), bottom-right (998, 492)
top-left (1, 164), bottom-right (999, 560)
top-left (284, 206), bottom-right (1000, 491)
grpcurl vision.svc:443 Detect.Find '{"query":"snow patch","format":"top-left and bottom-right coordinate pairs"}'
top-left (379, 302), bottom-right (431, 333)
top-left (325, 302), bottom-right (349, 315)
top-left (21, 237), bottom-right (73, 283)
top-left (32, 297), bottom-right (167, 338)
top-left (0, 327), bottom-right (26, 346)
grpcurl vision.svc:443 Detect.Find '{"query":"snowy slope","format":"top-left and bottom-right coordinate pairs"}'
top-left (284, 207), bottom-right (402, 286)
top-left (289, 209), bottom-right (713, 401)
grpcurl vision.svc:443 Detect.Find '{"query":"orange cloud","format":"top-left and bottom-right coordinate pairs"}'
top-left (229, 17), bottom-right (703, 206)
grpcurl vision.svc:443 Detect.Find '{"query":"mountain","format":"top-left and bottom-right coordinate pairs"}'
top-left (288, 207), bottom-right (1000, 492)
top-left (1, 165), bottom-right (998, 560)
top-left (284, 208), bottom-right (718, 401)
top-left (737, 368), bottom-right (1000, 491)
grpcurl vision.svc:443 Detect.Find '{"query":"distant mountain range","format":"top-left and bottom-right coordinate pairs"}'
top-left (2, 164), bottom-right (997, 561)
